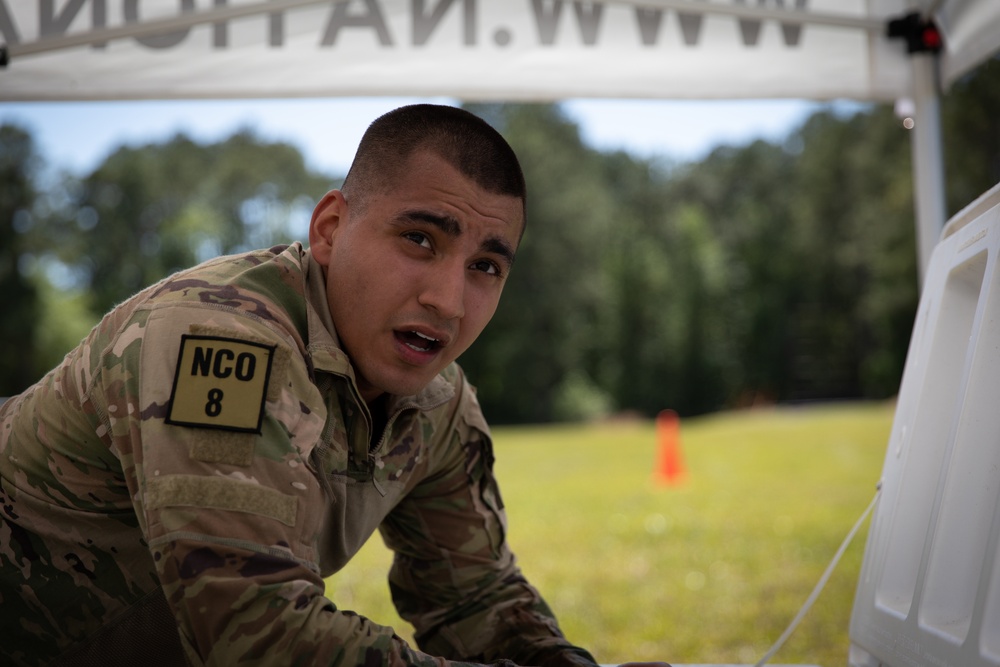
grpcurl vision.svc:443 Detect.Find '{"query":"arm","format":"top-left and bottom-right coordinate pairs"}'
top-left (379, 374), bottom-right (598, 667)
top-left (116, 307), bottom-right (467, 666)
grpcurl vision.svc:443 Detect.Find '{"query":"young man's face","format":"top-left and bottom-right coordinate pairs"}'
top-left (309, 149), bottom-right (524, 403)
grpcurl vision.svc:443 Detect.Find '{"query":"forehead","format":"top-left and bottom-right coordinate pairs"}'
top-left (379, 150), bottom-right (525, 235)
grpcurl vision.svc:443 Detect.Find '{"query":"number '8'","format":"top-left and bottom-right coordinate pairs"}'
top-left (205, 388), bottom-right (224, 417)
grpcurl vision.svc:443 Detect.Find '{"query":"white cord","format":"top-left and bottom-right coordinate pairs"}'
top-left (754, 485), bottom-right (882, 667)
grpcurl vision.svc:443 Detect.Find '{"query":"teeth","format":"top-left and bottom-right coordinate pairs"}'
top-left (401, 330), bottom-right (440, 353)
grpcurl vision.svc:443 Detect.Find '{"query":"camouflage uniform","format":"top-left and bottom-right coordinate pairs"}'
top-left (0, 243), bottom-right (598, 667)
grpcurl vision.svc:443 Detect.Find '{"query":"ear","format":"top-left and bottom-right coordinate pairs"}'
top-left (308, 190), bottom-right (348, 267)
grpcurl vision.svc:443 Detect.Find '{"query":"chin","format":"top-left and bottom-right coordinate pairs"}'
top-left (371, 370), bottom-right (441, 399)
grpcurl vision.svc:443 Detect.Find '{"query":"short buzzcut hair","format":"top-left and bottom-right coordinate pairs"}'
top-left (341, 104), bottom-right (527, 223)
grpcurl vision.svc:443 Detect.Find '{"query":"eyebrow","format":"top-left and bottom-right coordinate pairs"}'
top-left (402, 210), bottom-right (517, 267)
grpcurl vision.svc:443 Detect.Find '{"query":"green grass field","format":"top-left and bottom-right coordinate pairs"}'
top-left (326, 401), bottom-right (895, 667)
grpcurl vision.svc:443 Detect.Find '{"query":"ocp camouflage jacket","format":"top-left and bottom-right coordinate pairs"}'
top-left (0, 242), bottom-right (597, 667)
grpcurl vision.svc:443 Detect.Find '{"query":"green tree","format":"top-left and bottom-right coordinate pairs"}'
top-left (791, 106), bottom-right (917, 398)
top-left (598, 151), bottom-right (682, 416)
top-left (943, 56), bottom-right (1000, 216)
top-left (665, 139), bottom-right (802, 404)
top-left (0, 125), bottom-right (42, 396)
top-left (652, 106), bottom-right (917, 407)
top-left (61, 130), bottom-right (333, 314)
top-left (459, 104), bottom-right (617, 423)
top-left (594, 151), bottom-right (734, 416)
top-left (462, 101), bottom-right (920, 420)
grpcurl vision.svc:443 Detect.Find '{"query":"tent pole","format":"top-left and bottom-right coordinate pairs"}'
top-left (910, 52), bottom-right (947, 288)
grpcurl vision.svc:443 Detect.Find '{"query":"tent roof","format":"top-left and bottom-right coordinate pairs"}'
top-left (1, 1), bottom-right (996, 103)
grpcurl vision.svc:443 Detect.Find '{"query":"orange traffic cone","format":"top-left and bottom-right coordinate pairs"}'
top-left (654, 409), bottom-right (686, 486)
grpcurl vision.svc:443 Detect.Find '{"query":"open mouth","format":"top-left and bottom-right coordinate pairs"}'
top-left (396, 330), bottom-right (442, 354)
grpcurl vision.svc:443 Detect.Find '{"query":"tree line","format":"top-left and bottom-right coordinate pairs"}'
top-left (2, 58), bottom-right (998, 422)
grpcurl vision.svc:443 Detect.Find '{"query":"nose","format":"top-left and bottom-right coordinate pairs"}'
top-left (417, 262), bottom-right (466, 320)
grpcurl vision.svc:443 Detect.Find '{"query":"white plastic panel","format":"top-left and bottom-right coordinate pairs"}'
top-left (920, 250), bottom-right (1000, 645)
top-left (849, 182), bottom-right (1000, 667)
top-left (874, 250), bottom-right (984, 619)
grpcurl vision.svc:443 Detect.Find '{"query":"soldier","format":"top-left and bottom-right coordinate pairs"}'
top-left (1, 104), bottom-right (668, 667)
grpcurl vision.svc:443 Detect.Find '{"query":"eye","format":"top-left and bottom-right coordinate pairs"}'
top-left (470, 259), bottom-right (503, 278)
top-left (403, 231), bottom-right (432, 249)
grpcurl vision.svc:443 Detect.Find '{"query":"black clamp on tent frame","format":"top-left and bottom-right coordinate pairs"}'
top-left (887, 12), bottom-right (943, 54)
top-left (0, 45), bottom-right (8, 68)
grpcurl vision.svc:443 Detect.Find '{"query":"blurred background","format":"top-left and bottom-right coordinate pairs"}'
top-left (3, 58), bottom-right (999, 421)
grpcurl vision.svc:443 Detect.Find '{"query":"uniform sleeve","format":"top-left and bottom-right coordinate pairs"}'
top-left (378, 374), bottom-right (599, 667)
top-left (112, 307), bottom-right (474, 667)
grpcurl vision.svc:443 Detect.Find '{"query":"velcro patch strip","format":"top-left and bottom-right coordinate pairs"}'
top-left (147, 474), bottom-right (297, 527)
top-left (189, 430), bottom-right (255, 467)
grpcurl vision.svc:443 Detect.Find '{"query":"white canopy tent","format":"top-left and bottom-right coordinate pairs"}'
top-left (2, 0), bottom-right (1000, 282)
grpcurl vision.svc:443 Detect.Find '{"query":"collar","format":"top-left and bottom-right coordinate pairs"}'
top-left (301, 247), bottom-right (454, 412)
